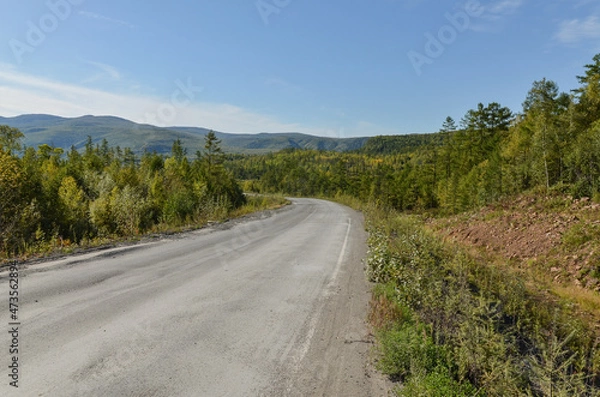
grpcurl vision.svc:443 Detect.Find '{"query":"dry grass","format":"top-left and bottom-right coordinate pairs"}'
top-left (369, 285), bottom-right (409, 330)
top-left (553, 284), bottom-right (600, 324)
top-left (229, 194), bottom-right (290, 217)
top-left (5, 195), bottom-right (290, 264)
top-left (427, 192), bottom-right (600, 334)
top-left (366, 208), bottom-right (600, 395)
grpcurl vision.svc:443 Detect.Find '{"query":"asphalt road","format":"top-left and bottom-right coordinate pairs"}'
top-left (1, 198), bottom-right (390, 396)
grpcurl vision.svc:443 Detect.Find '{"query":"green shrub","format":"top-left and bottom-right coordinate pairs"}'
top-left (366, 209), bottom-right (600, 396)
top-left (562, 222), bottom-right (600, 249)
top-left (377, 322), bottom-right (447, 381)
top-left (161, 189), bottom-right (197, 225)
top-left (397, 368), bottom-right (478, 397)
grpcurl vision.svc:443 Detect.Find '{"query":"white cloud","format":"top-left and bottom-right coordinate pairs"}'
top-left (264, 77), bottom-right (303, 93)
top-left (82, 60), bottom-right (122, 83)
top-left (0, 66), bottom-right (150, 118)
top-left (0, 66), bottom-right (376, 137)
top-left (78, 11), bottom-right (135, 29)
top-left (555, 15), bottom-right (600, 43)
top-left (469, 0), bottom-right (524, 32)
top-left (488, 0), bottom-right (524, 15)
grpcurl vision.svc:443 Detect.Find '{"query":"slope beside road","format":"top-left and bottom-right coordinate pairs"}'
top-left (1, 198), bottom-right (391, 396)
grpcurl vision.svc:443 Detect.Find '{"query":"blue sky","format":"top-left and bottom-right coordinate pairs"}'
top-left (1, 0), bottom-right (600, 137)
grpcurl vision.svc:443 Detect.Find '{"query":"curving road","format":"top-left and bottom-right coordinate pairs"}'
top-left (1, 198), bottom-right (390, 396)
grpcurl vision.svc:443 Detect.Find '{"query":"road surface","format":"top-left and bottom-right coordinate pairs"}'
top-left (1, 198), bottom-right (390, 396)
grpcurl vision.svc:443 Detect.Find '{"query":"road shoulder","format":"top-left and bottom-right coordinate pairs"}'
top-left (264, 206), bottom-right (394, 396)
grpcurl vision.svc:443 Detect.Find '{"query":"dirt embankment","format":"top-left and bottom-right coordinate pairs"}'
top-left (430, 194), bottom-right (600, 292)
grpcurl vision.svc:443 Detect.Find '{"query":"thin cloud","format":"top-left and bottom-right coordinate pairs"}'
top-left (488, 0), bottom-right (524, 15)
top-left (265, 77), bottom-right (303, 93)
top-left (82, 60), bottom-right (122, 83)
top-left (469, 0), bottom-right (524, 32)
top-left (573, 0), bottom-right (599, 9)
top-left (555, 15), bottom-right (600, 43)
top-left (0, 66), bottom-right (353, 136)
top-left (78, 11), bottom-right (135, 29)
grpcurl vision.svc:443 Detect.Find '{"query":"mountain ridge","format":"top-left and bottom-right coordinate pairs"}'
top-left (0, 114), bottom-right (369, 155)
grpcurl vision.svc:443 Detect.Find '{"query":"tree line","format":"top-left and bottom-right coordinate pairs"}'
top-left (228, 54), bottom-right (600, 212)
top-left (0, 130), bottom-right (245, 256)
top-left (2, 53), bottom-right (599, 256)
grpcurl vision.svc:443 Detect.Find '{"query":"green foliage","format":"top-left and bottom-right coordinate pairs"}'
top-left (226, 54), bottom-right (600, 216)
top-left (6, 114), bottom-right (368, 155)
top-left (161, 188), bottom-right (196, 225)
top-left (3, 52), bottom-right (600, 396)
top-left (111, 185), bottom-right (152, 235)
top-left (566, 120), bottom-right (600, 197)
top-left (397, 368), bottom-right (477, 397)
top-left (361, 133), bottom-right (442, 155)
top-left (226, 101), bottom-right (515, 212)
top-left (0, 128), bottom-right (246, 257)
top-left (195, 131), bottom-right (246, 210)
top-left (573, 54), bottom-right (600, 132)
top-left (365, 209), bottom-right (600, 396)
top-left (0, 150), bottom-right (26, 252)
top-left (0, 125), bottom-right (25, 154)
top-left (377, 321), bottom-right (449, 381)
top-left (89, 188), bottom-right (116, 235)
top-left (507, 79), bottom-right (571, 191)
top-left (58, 176), bottom-right (89, 241)
top-left (562, 221), bottom-right (600, 249)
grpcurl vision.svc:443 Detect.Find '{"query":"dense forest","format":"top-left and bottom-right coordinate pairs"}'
top-left (228, 54), bottom-right (600, 213)
top-left (0, 131), bottom-right (245, 256)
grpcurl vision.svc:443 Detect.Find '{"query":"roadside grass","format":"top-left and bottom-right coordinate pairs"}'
top-left (229, 194), bottom-right (289, 217)
top-left (552, 284), bottom-right (600, 317)
top-left (2, 194), bottom-right (290, 265)
top-left (370, 284), bottom-right (478, 396)
top-left (365, 206), bottom-right (600, 396)
top-left (427, 191), bottom-right (600, 327)
top-left (329, 192), bottom-right (366, 211)
top-left (562, 221), bottom-right (600, 251)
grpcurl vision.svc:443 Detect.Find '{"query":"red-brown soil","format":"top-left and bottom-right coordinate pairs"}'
top-left (429, 194), bottom-right (600, 292)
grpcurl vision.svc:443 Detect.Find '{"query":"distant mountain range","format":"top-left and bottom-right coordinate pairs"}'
top-left (0, 114), bottom-right (440, 156)
top-left (0, 114), bottom-right (369, 155)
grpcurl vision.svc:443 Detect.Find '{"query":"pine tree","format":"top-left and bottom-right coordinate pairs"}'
top-left (201, 130), bottom-right (224, 175)
top-left (573, 54), bottom-right (600, 131)
top-left (0, 125), bottom-right (24, 154)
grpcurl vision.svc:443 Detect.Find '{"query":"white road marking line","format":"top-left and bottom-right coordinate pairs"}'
top-left (293, 217), bottom-right (353, 371)
top-left (329, 218), bottom-right (352, 290)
